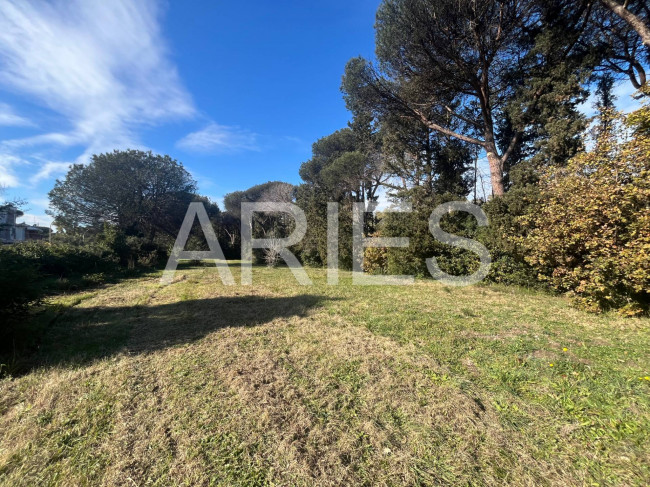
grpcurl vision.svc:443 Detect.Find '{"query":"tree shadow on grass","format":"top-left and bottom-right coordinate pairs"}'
top-left (7, 294), bottom-right (330, 376)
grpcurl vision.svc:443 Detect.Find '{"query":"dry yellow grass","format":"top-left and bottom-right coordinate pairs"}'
top-left (1, 264), bottom-right (649, 486)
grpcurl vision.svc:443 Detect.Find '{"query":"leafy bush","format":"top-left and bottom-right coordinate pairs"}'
top-left (97, 225), bottom-right (167, 269)
top-left (0, 248), bottom-right (42, 322)
top-left (519, 108), bottom-right (650, 314)
top-left (9, 241), bottom-right (117, 277)
top-left (382, 197), bottom-right (482, 278)
top-left (0, 242), bottom-right (118, 325)
top-left (363, 234), bottom-right (388, 274)
top-left (480, 164), bottom-right (545, 289)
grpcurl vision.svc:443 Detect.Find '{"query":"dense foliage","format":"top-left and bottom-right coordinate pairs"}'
top-left (49, 150), bottom-right (197, 235)
top-left (4, 0), bottom-right (648, 321)
top-left (47, 150), bottom-right (225, 266)
top-left (296, 127), bottom-right (382, 269)
top-left (519, 108), bottom-right (650, 314)
top-left (0, 241), bottom-right (118, 325)
top-left (0, 247), bottom-right (41, 322)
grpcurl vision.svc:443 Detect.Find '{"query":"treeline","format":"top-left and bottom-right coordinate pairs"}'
top-left (2, 0), bottom-right (649, 320)
top-left (215, 0), bottom-right (650, 314)
top-left (0, 150), bottom-right (223, 328)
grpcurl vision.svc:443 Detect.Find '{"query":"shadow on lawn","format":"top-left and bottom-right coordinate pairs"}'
top-left (6, 294), bottom-right (329, 376)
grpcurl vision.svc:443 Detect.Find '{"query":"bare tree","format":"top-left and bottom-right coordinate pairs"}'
top-left (263, 234), bottom-right (283, 267)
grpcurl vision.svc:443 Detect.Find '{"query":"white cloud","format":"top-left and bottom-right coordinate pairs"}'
top-left (0, 153), bottom-right (27, 186)
top-left (177, 123), bottom-right (259, 153)
top-left (282, 135), bottom-right (303, 144)
top-left (30, 161), bottom-right (71, 183)
top-left (613, 82), bottom-right (643, 114)
top-left (17, 213), bottom-right (53, 227)
top-left (0, 102), bottom-right (32, 126)
top-left (0, 168), bottom-right (19, 187)
top-left (578, 80), bottom-right (644, 117)
top-left (0, 0), bottom-right (195, 178)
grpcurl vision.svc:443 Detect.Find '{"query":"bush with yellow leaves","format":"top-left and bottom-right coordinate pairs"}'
top-left (520, 101), bottom-right (650, 315)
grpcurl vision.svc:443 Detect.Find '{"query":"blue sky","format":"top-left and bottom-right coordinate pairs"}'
top-left (0, 0), bottom-right (380, 226)
top-left (0, 0), bottom-right (643, 226)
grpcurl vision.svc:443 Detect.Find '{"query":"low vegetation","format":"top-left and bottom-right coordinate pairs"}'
top-left (1, 265), bottom-right (648, 486)
top-left (520, 111), bottom-right (650, 314)
top-left (0, 2), bottom-right (648, 485)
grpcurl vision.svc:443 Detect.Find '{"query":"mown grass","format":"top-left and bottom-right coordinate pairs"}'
top-left (1, 264), bottom-right (649, 486)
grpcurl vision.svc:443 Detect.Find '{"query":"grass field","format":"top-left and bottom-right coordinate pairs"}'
top-left (1, 263), bottom-right (649, 486)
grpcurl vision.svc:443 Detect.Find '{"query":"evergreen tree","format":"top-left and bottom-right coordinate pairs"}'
top-left (342, 0), bottom-right (594, 196)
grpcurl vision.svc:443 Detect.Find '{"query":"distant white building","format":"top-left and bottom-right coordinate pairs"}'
top-left (0, 205), bottom-right (48, 244)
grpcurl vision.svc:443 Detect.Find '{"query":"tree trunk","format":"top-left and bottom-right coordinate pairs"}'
top-left (485, 149), bottom-right (505, 197)
top-left (601, 0), bottom-right (650, 52)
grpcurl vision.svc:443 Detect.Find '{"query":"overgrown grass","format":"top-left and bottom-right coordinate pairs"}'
top-left (1, 264), bottom-right (648, 486)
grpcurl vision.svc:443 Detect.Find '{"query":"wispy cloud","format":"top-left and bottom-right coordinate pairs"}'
top-left (17, 213), bottom-right (53, 227)
top-left (0, 0), bottom-right (195, 185)
top-left (0, 153), bottom-right (26, 186)
top-left (30, 161), bottom-right (72, 183)
top-left (177, 123), bottom-right (259, 153)
top-left (0, 102), bottom-right (32, 127)
top-left (282, 135), bottom-right (304, 144)
top-left (578, 80), bottom-right (643, 117)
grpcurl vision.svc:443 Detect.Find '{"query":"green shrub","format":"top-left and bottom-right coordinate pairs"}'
top-left (0, 242), bottom-right (118, 325)
top-left (480, 166), bottom-right (544, 289)
top-left (0, 247), bottom-right (42, 323)
top-left (9, 241), bottom-right (117, 277)
top-left (363, 234), bottom-right (388, 274)
top-left (519, 108), bottom-right (650, 315)
top-left (97, 225), bottom-right (167, 268)
top-left (382, 197), bottom-right (482, 279)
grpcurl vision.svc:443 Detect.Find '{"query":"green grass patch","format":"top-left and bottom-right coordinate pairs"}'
top-left (0, 265), bottom-right (648, 485)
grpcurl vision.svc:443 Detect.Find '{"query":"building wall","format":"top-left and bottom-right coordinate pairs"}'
top-left (0, 208), bottom-right (17, 243)
top-left (0, 208), bottom-right (17, 226)
top-left (0, 207), bottom-right (45, 244)
top-left (0, 206), bottom-right (50, 244)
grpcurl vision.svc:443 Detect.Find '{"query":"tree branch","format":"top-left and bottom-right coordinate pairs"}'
top-left (601, 0), bottom-right (650, 51)
top-left (410, 109), bottom-right (484, 146)
top-left (500, 131), bottom-right (523, 166)
top-left (443, 105), bottom-right (482, 129)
